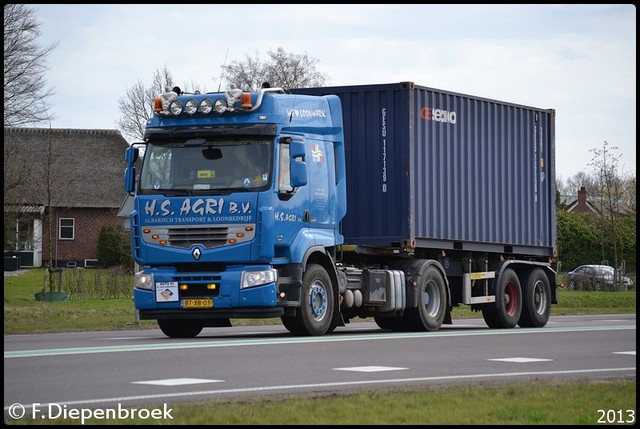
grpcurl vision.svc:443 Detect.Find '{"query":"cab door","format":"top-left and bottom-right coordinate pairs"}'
top-left (272, 137), bottom-right (310, 260)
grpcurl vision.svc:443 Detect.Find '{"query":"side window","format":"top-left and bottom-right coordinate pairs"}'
top-left (278, 144), bottom-right (293, 194)
top-left (59, 218), bottom-right (75, 240)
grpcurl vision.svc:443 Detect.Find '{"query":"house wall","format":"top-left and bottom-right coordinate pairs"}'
top-left (41, 207), bottom-right (122, 267)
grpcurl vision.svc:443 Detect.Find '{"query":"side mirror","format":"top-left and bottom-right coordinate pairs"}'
top-left (290, 160), bottom-right (307, 187)
top-left (124, 167), bottom-right (136, 193)
top-left (125, 145), bottom-right (139, 165)
top-left (289, 141), bottom-right (307, 187)
top-left (289, 141), bottom-right (305, 158)
top-left (124, 146), bottom-right (139, 193)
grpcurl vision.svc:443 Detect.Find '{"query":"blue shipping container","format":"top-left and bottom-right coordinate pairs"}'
top-left (293, 82), bottom-right (556, 257)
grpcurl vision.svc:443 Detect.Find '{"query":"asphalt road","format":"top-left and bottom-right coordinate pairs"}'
top-left (4, 314), bottom-right (636, 423)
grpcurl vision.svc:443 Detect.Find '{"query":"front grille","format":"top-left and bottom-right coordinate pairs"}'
top-left (169, 226), bottom-right (228, 249)
top-left (141, 223), bottom-right (255, 249)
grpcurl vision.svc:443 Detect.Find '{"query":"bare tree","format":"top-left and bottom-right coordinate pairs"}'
top-left (3, 134), bottom-right (33, 250)
top-left (589, 141), bottom-right (626, 284)
top-left (116, 66), bottom-right (202, 142)
top-left (4, 4), bottom-right (58, 126)
top-left (620, 174), bottom-right (636, 214)
top-left (222, 47), bottom-right (329, 91)
top-left (118, 48), bottom-right (328, 141)
top-left (117, 66), bottom-right (174, 142)
top-left (562, 171), bottom-right (598, 197)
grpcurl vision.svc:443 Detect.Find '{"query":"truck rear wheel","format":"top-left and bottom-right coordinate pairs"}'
top-left (518, 268), bottom-right (551, 328)
top-left (403, 265), bottom-right (446, 331)
top-left (281, 264), bottom-right (334, 336)
top-left (482, 268), bottom-right (522, 328)
top-left (157, 319), bottom-right (203, 338)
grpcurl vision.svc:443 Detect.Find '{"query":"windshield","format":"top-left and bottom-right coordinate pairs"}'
top-left (139, 138), bottom-right (272, 194)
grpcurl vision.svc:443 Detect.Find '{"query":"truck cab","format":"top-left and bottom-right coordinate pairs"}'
top-left (124, 86), bottom-right (346, 337)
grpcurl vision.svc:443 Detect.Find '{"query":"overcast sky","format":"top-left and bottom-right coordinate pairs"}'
top-left (31, 4), bottom-right (635, 183)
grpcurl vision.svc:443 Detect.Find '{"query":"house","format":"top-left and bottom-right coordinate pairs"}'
top-left (562, 187), bottom-right (599, 214)
top-left (561, 186), bottom-right (635, 217)
top-left (4, 127), bottom-right (130, 269)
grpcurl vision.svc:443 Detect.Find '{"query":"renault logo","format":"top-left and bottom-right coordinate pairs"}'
top-left (191, 247), bottom-right (202, 260)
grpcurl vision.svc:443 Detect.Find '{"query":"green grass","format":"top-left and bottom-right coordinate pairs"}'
top-left (4, 268), bottom-right (636, 425)
top-left (3, 268), bottom-right (636, 335)
top-left (9, 378), bottom-right (636, 425)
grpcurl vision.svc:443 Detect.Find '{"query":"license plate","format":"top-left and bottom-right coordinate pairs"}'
top-left (182, 298), bottom-right (213, 309)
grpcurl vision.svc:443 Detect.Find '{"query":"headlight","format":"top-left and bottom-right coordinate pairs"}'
top-left (241, 269), bottom-right (277, 289)
top-left (185, 99), bottom-right (198, 115)
top-left (200, 98), bottom-right (213, 114)
top-left (169, 100), bottom-right (183, 116)
top-left (135, 272), bottom-right (155, 290)
top-left (213, 98), bottom-right (228, 113)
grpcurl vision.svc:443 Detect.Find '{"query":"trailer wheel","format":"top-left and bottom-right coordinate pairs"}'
top-left (281, 264), bottom-right (334, 336)
top-left (482, 268), bottom-right (522, 328)
top-left (404, 265), bottom-right (447, 331)
top-left (518, 268), bottom-right (551, 328)
top-left (157, 319), bottom-right (203, 338)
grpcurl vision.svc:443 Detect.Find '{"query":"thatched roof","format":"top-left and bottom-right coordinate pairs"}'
top-left (4, 127), bottom-right (130, 209)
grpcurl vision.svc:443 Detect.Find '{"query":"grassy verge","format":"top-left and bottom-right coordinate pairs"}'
top-left (3, 268), bottom-right (636, 335)
top-left (4, 268), bottom-right (636, 425)
top-left (9, 378), bottom-right (636, 425)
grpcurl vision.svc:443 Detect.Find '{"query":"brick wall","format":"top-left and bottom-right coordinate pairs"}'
top-left (41, 207), bottom-right (122, 265)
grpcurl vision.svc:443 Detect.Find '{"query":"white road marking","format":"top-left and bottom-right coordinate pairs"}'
top-left (488, 357), bottom-right (553, 363)
top-left (333, 366), bottom-right (407, 372)
top-left (613, 351), bottom-right (635, 355)
top-left (6, 367), bottom-right (634, 412)
top-left (132, 378), bottom-right (224, 386)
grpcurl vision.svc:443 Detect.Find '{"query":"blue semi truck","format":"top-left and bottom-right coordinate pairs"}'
top-left (124, 81), bottom-right (557, 338)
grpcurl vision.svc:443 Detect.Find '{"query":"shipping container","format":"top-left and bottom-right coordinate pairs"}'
top-left (293, 82), bottom-right (556, 258)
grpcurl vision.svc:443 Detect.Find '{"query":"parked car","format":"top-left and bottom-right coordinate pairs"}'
top-left (565, 265), bottom-right (633, 290)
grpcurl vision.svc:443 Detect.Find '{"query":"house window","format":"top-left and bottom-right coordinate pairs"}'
top-left (16, 218), bottom-right (34, 250)
top-left (59, 218), bottom-right (75, 240)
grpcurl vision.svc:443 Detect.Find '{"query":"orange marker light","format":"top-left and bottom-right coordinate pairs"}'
top-left (154, 98), bottom-right (163, 113)
top-left (241, 93), bottom-right (252, 108)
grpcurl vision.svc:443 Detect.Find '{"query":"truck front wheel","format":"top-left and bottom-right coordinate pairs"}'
top-left (157, 319), bottom-right (203, 338)
top-left (281, 264), bottom-right (334, 336)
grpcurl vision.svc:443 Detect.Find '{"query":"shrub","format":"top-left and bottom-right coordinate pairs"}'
top-left (97, 226), bottom-right (133, 269)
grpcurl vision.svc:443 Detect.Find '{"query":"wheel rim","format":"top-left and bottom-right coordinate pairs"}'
top-left (532, 279), bottom-right (547, 315)
top-left (504, 281), bottom-right (517, 316)
top-left (309, 281), bottom-right (328, 320)
top-left (423, 279), bottom-right (441, 317)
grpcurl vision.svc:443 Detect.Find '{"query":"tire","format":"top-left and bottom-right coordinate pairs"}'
top-left (518, 268), bottom-right (551, 328)
top-left (157, 319), bottom-right (203, 338)
top-left (403, 265), bottom-right (447, 332)
top-left (482, 268), bottom-right (522, 329)
top-left (374, 316), bottom-right (409, 331)
top-left (281, 264), bottom-right (334, 336)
